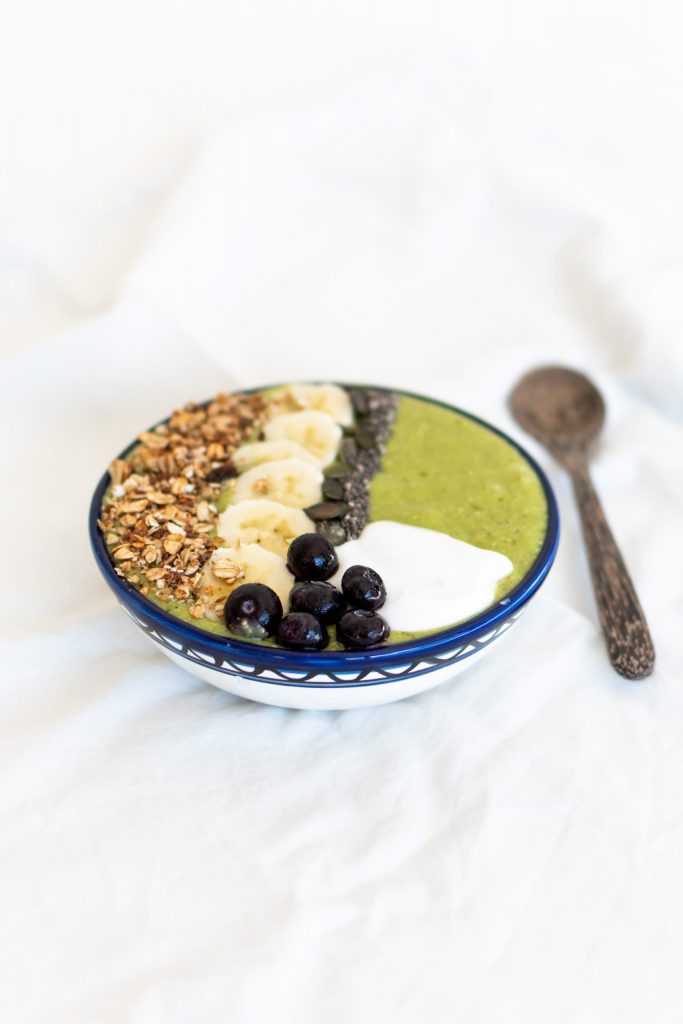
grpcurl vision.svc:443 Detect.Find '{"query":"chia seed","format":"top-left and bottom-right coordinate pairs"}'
top-left (341, 389), bottom-right (398, 539)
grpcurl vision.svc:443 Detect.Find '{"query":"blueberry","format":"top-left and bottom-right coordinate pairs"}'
top-left (287, 533), bottom-right (339, 581)
top-left (224, 583), bottom-right (283, 639)
top-left (336, 609), bottom-right (390, 649)
top-left (341, 565), bottom-right (386, 611)
top-left (277, 612), bottom-right (329, 650)
top-left (290, 581), bottom-right (346, 624)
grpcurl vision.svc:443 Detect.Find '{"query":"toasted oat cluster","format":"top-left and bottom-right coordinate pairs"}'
top-left (98, 392), bottom-right (266, 619)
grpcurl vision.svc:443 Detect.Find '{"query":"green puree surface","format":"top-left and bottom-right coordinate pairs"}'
top-left (369, 395), bottom-right (547, 601)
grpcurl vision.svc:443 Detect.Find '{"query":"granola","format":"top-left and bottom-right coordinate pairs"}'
top-left (99, 392), bottom-right (266, 607)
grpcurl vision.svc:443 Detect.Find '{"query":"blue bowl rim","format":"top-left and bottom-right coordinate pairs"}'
top-left (89, 383), bottom-right (560, 673)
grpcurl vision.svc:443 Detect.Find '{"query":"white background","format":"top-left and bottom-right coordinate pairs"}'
top-left (4, 0), bottom-right (683, 226)
top-left (2, 3), bottom-right (683, 1023)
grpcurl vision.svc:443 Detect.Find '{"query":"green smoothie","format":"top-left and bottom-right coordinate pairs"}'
top-left (103, 387), bottom-right (548, 648)
top-left (369, 396), bottom-right (547, 600)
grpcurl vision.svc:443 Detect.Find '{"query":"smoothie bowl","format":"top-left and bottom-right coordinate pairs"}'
top-left (89, 383), bottom-right (559, 710)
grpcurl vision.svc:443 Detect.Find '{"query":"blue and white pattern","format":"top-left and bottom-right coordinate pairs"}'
top-left (121, 602), bottom-right (523, 688)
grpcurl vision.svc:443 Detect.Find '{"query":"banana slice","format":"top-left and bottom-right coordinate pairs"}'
top-left (264, 411), bottom-right (342, 468)
top-left (270, 384), bottom-right (353, 427)
top-left (233, 439), bottom-right (321, 472)
top-left (229, 458), bottom-right (323, 508)
top-left (202, 543), bottom-right (293, 613)
top-left (218, 499), bottom-right (313, 558)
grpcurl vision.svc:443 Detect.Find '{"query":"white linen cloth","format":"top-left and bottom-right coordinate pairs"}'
top-left (1, 59), bottom-right (683, 1023)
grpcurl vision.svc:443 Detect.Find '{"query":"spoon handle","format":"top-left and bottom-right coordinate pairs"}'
top-left (570, 462), bottom-right (655, 679)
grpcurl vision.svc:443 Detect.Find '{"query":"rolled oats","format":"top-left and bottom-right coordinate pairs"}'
top-left (99, 391), bottom-right (265, 614)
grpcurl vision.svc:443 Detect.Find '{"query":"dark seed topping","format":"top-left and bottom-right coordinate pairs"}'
top-left (354, 423), bottom-right (377, 450)
top-left (349, 388), bottom-right (370, 416)
top-left (322, 478), bottom-right (345, 500)
top-left (323, 463), bottom-right (348, 479)
top-left (339, 388), bottom-right (398, 539)
top-left (315, 520), bottom-right (348, 546)
top-left (340, 437), bottom-right (358, 466)
top-left (305, 501), bottom-right (348, 521)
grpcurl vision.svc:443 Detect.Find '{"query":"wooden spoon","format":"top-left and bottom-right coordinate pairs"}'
top-left (509, 365), bottom-right (655, 680)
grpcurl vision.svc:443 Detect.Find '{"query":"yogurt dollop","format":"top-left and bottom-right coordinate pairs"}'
top-left (331, 520), bottom-right (513, 633)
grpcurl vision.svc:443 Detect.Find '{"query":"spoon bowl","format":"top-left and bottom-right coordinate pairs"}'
top-left (509, 366), bottom-right (605, 467)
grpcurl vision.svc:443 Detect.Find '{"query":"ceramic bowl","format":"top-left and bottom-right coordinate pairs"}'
top-left (89, 387), bottom-right (559, 710)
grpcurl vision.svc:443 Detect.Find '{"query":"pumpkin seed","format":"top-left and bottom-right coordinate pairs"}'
top-left (354, 423), bottom-right (377, 450)
top-left (305, 501), bottom-right (348, 521)
top-left (315, 520), bottom-right (348, 546)
top-left (349, 388), bottom-right (370, 416)
top-left (323, 478), bottom-right (345, 500)
top-left (340, 437), bottom-right (358, 466)
top-left (324, 462), bottom-right (348, 479)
